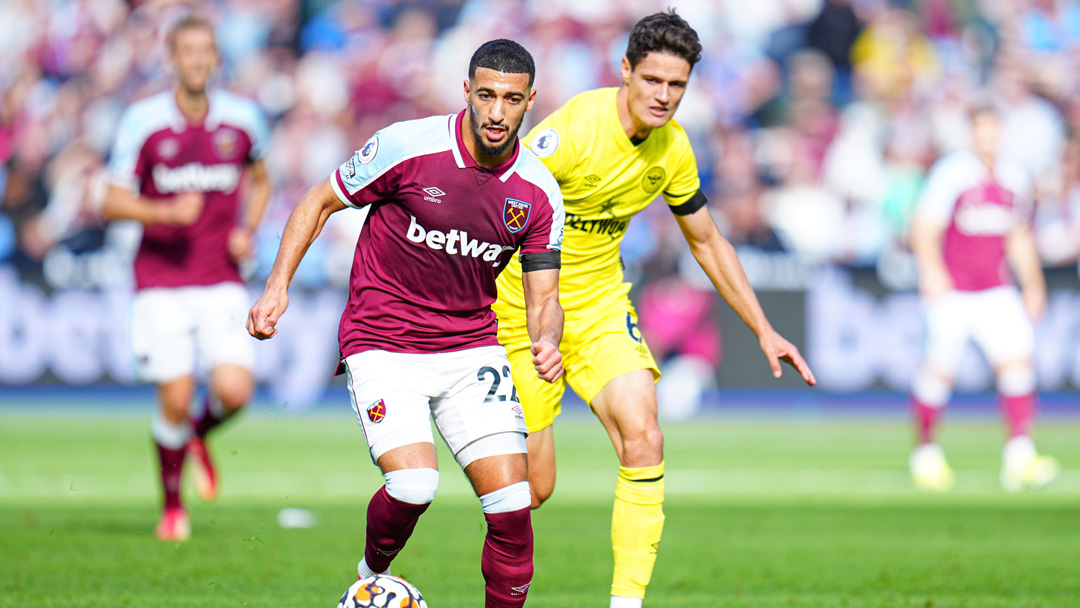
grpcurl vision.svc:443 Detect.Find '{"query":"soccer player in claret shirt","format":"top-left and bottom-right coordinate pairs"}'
top-left (492, 11), bottom-right (815, 607)
top-left (248, 40), bottom-right (564, 608)
top-left (908, 103), bottom-right (1058, 492)
top-left (103, 15), bottom-right (272, 541)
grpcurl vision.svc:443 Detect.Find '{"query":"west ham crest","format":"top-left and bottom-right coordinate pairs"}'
top-left (213, 128), bottom-right (239, 160)
top-left (503, 198), bottom-right (531, 233)
top-left (367, 399), bottom-right (386, 423)
top-left (157, 138), bottom-right (180, 159)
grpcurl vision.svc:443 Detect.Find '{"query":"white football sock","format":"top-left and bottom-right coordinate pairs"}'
top-left (357, 557), bottom-right (390, 579)
top-left (610, 596), bottom-right (643, 608)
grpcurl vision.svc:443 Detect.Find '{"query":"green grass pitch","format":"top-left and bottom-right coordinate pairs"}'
top-left (1, 408), bottom-right (1078, 607)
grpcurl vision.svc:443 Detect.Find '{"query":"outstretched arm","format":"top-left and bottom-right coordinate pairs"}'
top-left (247, 177), bottom-right (345, 339)
top-left (522, 267), bottom-right (564, 383)
top-left (674, 206), bottom-right (815, 385)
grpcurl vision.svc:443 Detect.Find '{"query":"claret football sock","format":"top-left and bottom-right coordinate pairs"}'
top-left (911, 369), bottom-right (951, 444)
top-left (193, 394), bottom-right (239, 438)
top-left (1002, 393), bottom-right (1036, 438)
top-left (363, 486), bottom-right (430, 574)
top-left (480, 506), bottom-right (533, 608)
top-left (152, 414), bottom-right (191, 511)
top-left (611, 462), bottom-right (665, 601)
top-left (912, 397), bottom-right (944, 445)
top-left (156, 443), bottom-right (186, 510)
top-left (999, 366), bottom-right (1037, 438)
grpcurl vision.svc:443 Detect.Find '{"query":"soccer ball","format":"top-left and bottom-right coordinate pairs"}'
top-left (337, 574), bottom-right (427, 608)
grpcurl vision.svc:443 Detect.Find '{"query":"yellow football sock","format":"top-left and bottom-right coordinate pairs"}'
top-left (611, 461), bottom-right (665, 599)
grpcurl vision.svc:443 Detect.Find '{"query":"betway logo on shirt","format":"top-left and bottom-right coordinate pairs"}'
top-left (406, 216), bottom-right (514, 267)
top-left (153, 163), bottom-right (241, 194)
top-left (954, 203), bottom-right (1014, 236)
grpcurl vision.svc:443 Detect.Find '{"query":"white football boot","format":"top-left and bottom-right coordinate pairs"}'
top-left (910, 443), bottom-right (955, 492)
top-left (1001, 435), bottom-right (1060, 492)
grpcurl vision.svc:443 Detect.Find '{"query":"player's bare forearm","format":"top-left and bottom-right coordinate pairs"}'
top-left (675, 208), bottom-right (769, 335)
top-left (1006, 226), bottom-right (1047, 319)
top-left (102, 185), bottom-right (202, 227)
top-left (240, 160), bottom-right (272, 234)
top-left (1006, 227), bottom-right (1045, 293)
top-left (522, 267), bottom-right (564, 382)
top-left (249, 178), bottom-right (344, 340)
top-left (527, 296), bottom-right (563, 348)
top-left (264, 178), bottom-right (345, 292)
top-left (676, 208), bottom-right (815, 385)
top-left (910, 217), bottom-right (952, 298)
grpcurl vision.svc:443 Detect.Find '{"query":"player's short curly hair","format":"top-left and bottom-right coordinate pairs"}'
top-left (469, 39), bottom-right (536, 88)
top-left (626, 9), bottom-right (702, 71)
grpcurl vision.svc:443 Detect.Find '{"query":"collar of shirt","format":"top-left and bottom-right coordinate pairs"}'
top-left (450, 109), bottom-right (521, 182)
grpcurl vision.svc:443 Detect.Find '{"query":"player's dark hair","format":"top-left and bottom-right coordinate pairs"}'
top-left (968, 98), bottom-right (1000, 121)
top-left (167, 14), bottom-right (215, 51)
top-left (469, 39), bottom-right (536, 88)
top-left (626, 9), bottom-right (703, 71)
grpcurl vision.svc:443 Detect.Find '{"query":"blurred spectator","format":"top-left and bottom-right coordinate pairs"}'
top-left (1, 0), bottom-right (1078, 294)
top-left (804, 0), bottom-right (863, 102)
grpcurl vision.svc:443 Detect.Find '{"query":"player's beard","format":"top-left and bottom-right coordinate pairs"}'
top-left (468, 104), bottom-right (520, 158)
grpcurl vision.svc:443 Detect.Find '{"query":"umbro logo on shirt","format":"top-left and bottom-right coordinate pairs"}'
top-left (422, 186), bottom-right (445, 203)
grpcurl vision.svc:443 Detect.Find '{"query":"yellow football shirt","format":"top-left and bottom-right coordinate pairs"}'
top-left (496, 87), bottom-right (702, 311)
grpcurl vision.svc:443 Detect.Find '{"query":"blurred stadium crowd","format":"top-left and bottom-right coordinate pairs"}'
top-left (3, 0), bottom-right (1080, 289)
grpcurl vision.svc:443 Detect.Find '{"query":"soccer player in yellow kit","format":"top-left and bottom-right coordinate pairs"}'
top-left (492, 11), bottom-right (817, 607)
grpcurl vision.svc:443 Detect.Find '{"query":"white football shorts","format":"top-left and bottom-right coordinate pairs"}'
top-left (922, 285), bottom-right (1034, 372)
top-left (130, 282), bottom-right (255, 383)
top-left (343, 346), bottom-right (528, 468)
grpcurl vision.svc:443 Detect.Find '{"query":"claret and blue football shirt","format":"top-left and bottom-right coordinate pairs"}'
top-left (331, 110), bottom-right (564, 358)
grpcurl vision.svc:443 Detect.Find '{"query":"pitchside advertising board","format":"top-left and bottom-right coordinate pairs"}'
top-left (2, 263), bottom-right (1080, 404)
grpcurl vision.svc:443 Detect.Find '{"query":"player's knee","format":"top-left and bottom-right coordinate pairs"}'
top-left (160, 399), bottom-right (190, 423)
top-left (620, 424), bottom-right (664, 466)
top-left (913, 368), bottom-right (953, 407)
top-left (998, 363), bottom-right (1035, 397)
top-left (645, 424), bottom-right (664, 452)
top-left (159, 387), bottom-right (193, 421)
top-left (480, 481), bottom-right (532, 514)
top-left (636, 423), bottom-right (664, 455)
top-left (384, 468), bottom-right (439, 505)
top-left (215, 385), bottom-right (251, 412)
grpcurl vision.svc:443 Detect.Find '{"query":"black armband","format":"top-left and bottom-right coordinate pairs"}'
top-left (520, 250), bottom-right (561, 272)
top-left (668, 189), bottom-right (708, 216)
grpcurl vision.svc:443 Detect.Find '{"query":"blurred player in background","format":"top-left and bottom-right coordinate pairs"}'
top-left (492, 11), bottom-right (815, 607)
top-left (103, 15), bottom-right (272, 541)
top-left (248, 40), bottom-right (563, 608)
top-left (908, 103), bottom-right (1059, 493)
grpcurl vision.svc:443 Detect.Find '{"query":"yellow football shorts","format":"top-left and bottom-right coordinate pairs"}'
top-left (497, 295), bottom-right (661, 433)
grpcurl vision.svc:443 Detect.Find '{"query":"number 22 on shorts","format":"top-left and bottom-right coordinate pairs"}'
top-left (478, 366), bottom-right (519, 403)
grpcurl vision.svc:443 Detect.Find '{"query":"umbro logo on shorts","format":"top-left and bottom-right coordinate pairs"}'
top-left (367, 399), bottom-right (386, 423)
